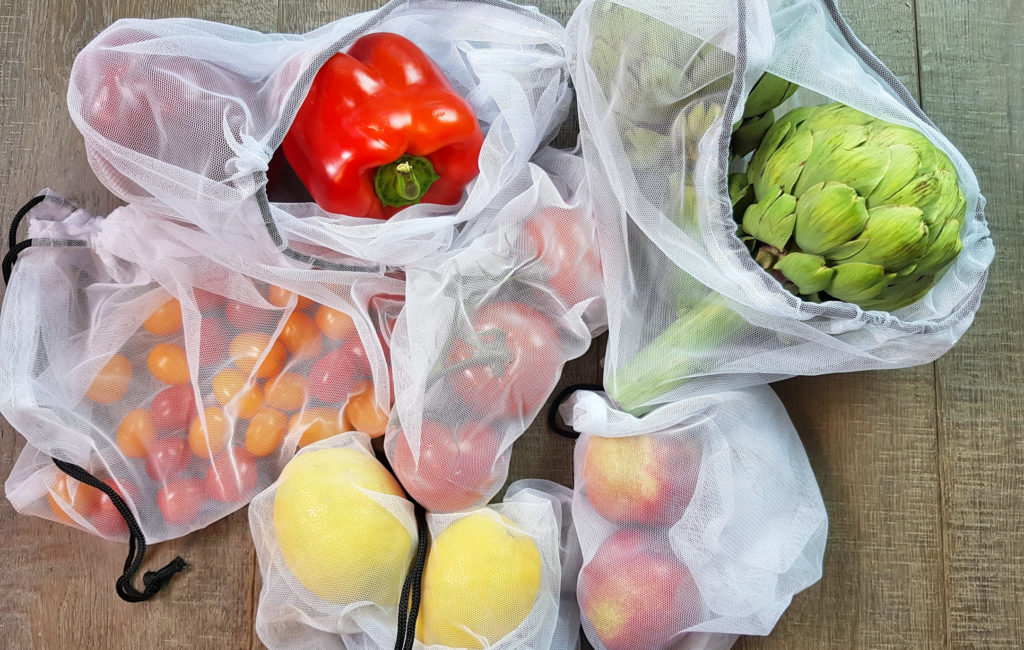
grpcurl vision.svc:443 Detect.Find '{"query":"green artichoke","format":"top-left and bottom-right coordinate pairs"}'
top-left (735, 102), bottom-right (966, 311)
top-left (731, 73), bottom-right (799, 157)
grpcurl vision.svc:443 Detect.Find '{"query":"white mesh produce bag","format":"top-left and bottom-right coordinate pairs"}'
top-left (562, 385), bottom-right (827, 649)
top-left (566, 0), bottom-right (994, 414)
top-left (67, 0), bottom-right (571, 266)
top-left (1, 193), bottom-right (399, 556)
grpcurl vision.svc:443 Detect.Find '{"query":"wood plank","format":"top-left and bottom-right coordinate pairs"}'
top-left (915, 0), bottom-right (1024, 646)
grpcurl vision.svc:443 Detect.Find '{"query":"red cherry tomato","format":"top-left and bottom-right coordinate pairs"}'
top-left (308, 338), bottom-right (371, 405)
top-left (150, 384), bottom-right (198, 432)
top-left (524, 207), bottom-right (604, 307)
top-left (224, 299), bottom-right (278, 330)
top-left (391, 422), bottom-right (504, 513)
top-left (193, 288), bottom-right (225, 312)
top-left (145, 437), bottom-right (192, 483)
top-left (91, 479), bottom-right (140, 538)
top-left (447, 302), bottom-right (562, 418)
top-left (198, 318), bottom-right (229, 367)
top-left (157, 478), bottom-right (206, 526)
top-left (205, 448), bottom-right (259, 502)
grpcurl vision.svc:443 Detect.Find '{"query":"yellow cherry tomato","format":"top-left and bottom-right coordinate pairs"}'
top-left (344, 382), bottom-right (390, 439)
top-left (143, 297), bottom-right (184, 336)
top-left (188, 406), bottom-right (231, 458)
top-left (229, 332), bottom-right (286, 379)
top-left (265, 372), bottom-right (308, 411)
top-left (245, 407), bottom-right (289, 457)
top-left (211, 369), bottom-right (264, 419)
top-left (147, 343), bottom-right (190, 385)
top-left (116, 409), bottom-right (157, 458)
top-left (86, 354), bottom-right (132, 404)
top-left (48, 474), bottom-right (103, 526)
top-left (315, 305), bottom-right (356, 341)
top-left (268, 285), bottom-right (315, 311)
top-left (289, 408), bottom-right (346, 448)
top-left (279, 312), bottom-right (323, 360)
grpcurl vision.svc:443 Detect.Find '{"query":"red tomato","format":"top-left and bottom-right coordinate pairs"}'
top-left (524, 208), bottom-right (604, 307)
top-left (193, 288), bottom-right (225, 312)
top-left (91, 479), bottom-right (140, 538)
top-left (225, 299), bottom-right (278, 330)
top-left (447, 302), bottom-right (562, 418)
top-left (205, 448), bottom-right (259, 502)
top-left (308, 338), bottom-right (371, 405)
top-left (391, 422), bottom-right (503, 512)
top-left (157, 478), bottom-right (206, 526)
top-left (145, 437), bottom-right (192, 483)
top-left (150, 384), bottom-right (198, 432)
top-left (198, 318), bottom-right (229, 367)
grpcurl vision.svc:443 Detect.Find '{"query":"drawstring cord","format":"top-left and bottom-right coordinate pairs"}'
top-left (394, 503), bottom-right (428, 650)
top-left (2, 194), bottom-right (45, 284)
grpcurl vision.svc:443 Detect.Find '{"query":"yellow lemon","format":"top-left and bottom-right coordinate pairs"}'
top-left (418, 509), bottom-right (542, 648)
top-left (273, 447), bottom-right (413, 604)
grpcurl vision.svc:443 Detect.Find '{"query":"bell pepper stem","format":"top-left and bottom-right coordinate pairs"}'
top-left (375, 154), bottom-right (441, 208)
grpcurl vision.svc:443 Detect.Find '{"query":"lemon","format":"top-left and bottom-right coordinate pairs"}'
top-left (273, 447), bottom-right (413, 604)
top-left (418, 509), bottom-right (542, 648)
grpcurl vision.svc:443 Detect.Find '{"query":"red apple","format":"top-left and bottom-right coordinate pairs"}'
top-left (582, 434), bottom-right (700, 526)
top-left (580, 529), bottom-right (702, 650)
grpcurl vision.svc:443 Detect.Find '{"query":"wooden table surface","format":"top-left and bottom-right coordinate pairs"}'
top-left (1, 0), bottom-right (1020, 648)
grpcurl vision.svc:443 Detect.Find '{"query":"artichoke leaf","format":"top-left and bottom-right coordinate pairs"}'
top-left (827, 262), bottom-right (892, 303)
top-left (793, 182), bottom-right (869, 255)
top-left (742, 186), bottom-right (797, 250)
top-left (775, 252), bottom-right (835, 294)
top-left (835, 204), bottom-right (929, 270)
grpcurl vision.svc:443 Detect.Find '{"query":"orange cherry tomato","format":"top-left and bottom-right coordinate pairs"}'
top-left (315, 305), bottom-right (356, 340)
top-left (289, 408), bottom-right (346, 448)
top-left (143, 297), bottom-right (184, 336)
top-left (86, 354), bottom-right (132, 404)
top-left (48, 473), bottom-right (102, 526)
top-left (279, 312), bottom-right (323, 360)
top-left (116, 409), bottom-right (157, 458)
top-left (268, 285), bottom-right (314, 311)
top-left (245, 407), bottom-right (288, 457)
top-left (229, 332), bottom-right (286, 379)
top-left (344, 381), bottom-right (390, 438)
top-left (188, 406), bottom-right (231, 458)
top-left (211, 369), bottom-right (264, 419)
top-left (264, 372), bottom-right (308, 411)
top-left (147, 343), bottom-right (190, 385)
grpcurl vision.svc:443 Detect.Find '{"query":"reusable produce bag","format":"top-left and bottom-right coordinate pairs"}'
top-left (67, 0), bottom-right (572, 266)
top-left (1, 193), bottom-right (398, 597)
top-left (384, 147), bottom-right (603, 513)
top-left (566, 0), bottom-right (994, 414)
top-left (562, 385), bottom-right (827, 649)
top-left (249, 431), bottom-right (579, 650)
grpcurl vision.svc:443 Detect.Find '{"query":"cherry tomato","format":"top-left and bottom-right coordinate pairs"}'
top-left (48, 473), bottom-right (102, 525)
top-left (211, 368), bottom-right (264, 419)
top-left (85, 354), bottom-right (133, 404)
top-left (229, 332), bottom-right (287, 379)
top-left (264, 372), bottom-right (308, 411)
top-left (524, 207), bottom-right (604, 307)
top-left (308, 338), bottom-right (371, 404)
top-left (145, 437), bottom-right (192, 482)
top-left (279, 311), bottom-right (322, 359)
top-left (199, 318), bottom-right (229, 367)
top-left (143, 297), bottom-right (184, 336)
top-left (447, 302), bottom-right (561, 418)
top-left (188, 406), bottom-right (231, 458)
top-left (268, 285), bottom-right (314, 311)
top-left (245, 407), bottom-right (289, 457)
top-left (344, 381), bottom-right (389, 438)
top-left (315, 305), bottom-right (356, 340)
top-left (205, 448), bottom-right (259, 502)
top-left (116, 409), bottom-right (157, 458)
top-left (289, 408), bottom-right (345, 448)
top-left (193, 288), bottom-right (225, 312)
top-left (91, 479), bottom-right (140, 538)
top-left (157, 478), bottom-right (206, 526)
top-left (391, 422), bottom-right (503, 512)
top-left (225, 299), bottom-right (277, 330)
top-left (150, 384), bottom-right (198, 432)
top-left (147, 343), bottom-right (190, 385)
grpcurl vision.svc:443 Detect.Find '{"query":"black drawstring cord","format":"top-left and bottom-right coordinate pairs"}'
top-left (394, 503), bottom-right (428, 650)
top-left (547, 383), bottom-right (605, 439)
top-left (51, 457), bottom-right (187, 602)
top-left (2, 194), bottom-right (45, 285)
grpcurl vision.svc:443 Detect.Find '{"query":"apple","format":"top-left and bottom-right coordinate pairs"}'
top-left (582, 434), bottom-right (700, 526)
top-left (580, 529), bottom-right (702, 650)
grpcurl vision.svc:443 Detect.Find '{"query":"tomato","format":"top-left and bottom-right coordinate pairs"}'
top-left (198, 318), bottom-right (229, 367)
top-left (188, 406), bottom-right (231, 458)
top-left (205, 448), bottom-right (259, 502)
top-left (145, 437), bottom-right (191, 482)
top-left (315, 305), bottom-right (356, 340)
top-left (344, 381), bottom-right (389, 438)
top-left (308, 338), bottom-right (370, 404)
top-left (289, 408), bottom-right (345, 448)
top-left (150, 384), bottom-right (198, 432)
top-left (225, 299), bottom-right (278, 330)
top-left (143, 297), bottom-right (184, 336)
top-left (524, 207), bottom-right (604, 307)
top-left (245, 407), bottom-right (289, 457)
top-left (279, 311), bottom-right (323, 360)
top-left (391, 422), bottom-right (503, 512)
top-left (193, 288), bottom-right (225, 312)
top-left (229, 332), bottom-right (287, 379)
top-left (48, 474), bottom-right (103, 525)
top-left (86, 354), bottom-right (133, 404)
top-left (147, 343), bottom-right (190, 385)
top-left (268, 285), bottom-right (314, 311)
top-left (447, 302), bottom-right (562, 418)
top-left (211, 368), bottom-right (264, 419)
top-left (264, 372), bottom-right (308, 411)
top-left (157, 478), bottom-right (206, 526)
top-left (116, 409), bottom-right (157, 458)
top-left (91, 479), bottom-right (141, 538)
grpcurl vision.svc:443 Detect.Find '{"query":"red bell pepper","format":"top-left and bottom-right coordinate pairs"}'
top-left (281, 32), bottom-right (485, 219)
